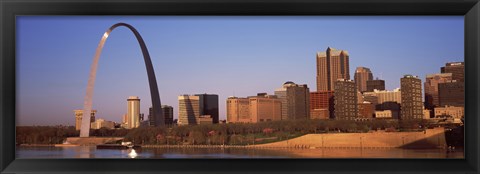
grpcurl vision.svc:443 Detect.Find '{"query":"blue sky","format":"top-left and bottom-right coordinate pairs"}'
top-left (16, 16), bottom-right (464, 126)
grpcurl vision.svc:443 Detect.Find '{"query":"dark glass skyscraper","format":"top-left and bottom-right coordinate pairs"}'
top-left (196, 94), bottom-right (219, 124)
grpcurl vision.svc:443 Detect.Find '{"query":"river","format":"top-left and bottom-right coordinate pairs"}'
top-left (16, 146), bottom-right (464, 158)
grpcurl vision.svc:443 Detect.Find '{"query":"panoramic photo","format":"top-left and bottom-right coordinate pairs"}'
top-left (16, 16), bottom-right (464, 158)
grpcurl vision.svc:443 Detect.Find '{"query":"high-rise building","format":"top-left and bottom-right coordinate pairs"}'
top-left (196, 94), bottom-right (219, 124)
top-left (334, 79), bottom-right (358, 120)
top-left (74, 109), bottom-right (96, 131)
top-left (127, 96), bottom-right (141, 129)
top-left (178, 95), bottom-right (202, 125)
top-left (248, 94), bottom-right (282, 122)
top-left (178, 94), bottom-right (219, 125)
top-left (441, 62), bottom-right (464, 82)
top-left (316, 47), bottom-right (350, 91)
top-left (358, 102), bottom-right (375, 119)
top-left (400, 75), bottom-right (423, 120)
top-left (149, 105), bottom-right (173, 126)
top-left (226, 97), bottom-right (250, 123)
top-left (162, 105), bottom-right (174, 125)
top-left (310, 91), bottom-right (335, 119)
top-left (354, 67), bottom-right (373, 92)
top-left (424, 73), bottom-right (453, 111)
top-left (274, 81), bottom-right (310, 120)
top-left (438, 80), bottom-right (464, 107)
top-left (366, 79), bottom-right (385, 92)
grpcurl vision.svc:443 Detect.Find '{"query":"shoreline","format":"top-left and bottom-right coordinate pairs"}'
top-left (18, 144), bottom-right (449, 150)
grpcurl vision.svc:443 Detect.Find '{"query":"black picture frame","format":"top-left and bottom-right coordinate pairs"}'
top-left (1, 0), bottom-right (479, 173)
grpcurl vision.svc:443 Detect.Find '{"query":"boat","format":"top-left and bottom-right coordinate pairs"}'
top-left (96, 142), bottom-right (141, 149)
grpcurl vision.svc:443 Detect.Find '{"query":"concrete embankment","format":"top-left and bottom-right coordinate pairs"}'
top-left (249, 127), bottom-right (446, 149)
top-left (142, 128), bottom-right (446, 149)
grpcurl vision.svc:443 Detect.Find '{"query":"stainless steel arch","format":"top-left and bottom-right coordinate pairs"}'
top-left (80, 23), bottom-right (164, 137)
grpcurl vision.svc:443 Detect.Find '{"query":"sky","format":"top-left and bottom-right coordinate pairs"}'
top-left (16, 16), bottom-right (464, 126)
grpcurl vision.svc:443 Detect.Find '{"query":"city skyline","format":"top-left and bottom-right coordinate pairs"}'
top-left (17, 16), bottom-right (463, 126)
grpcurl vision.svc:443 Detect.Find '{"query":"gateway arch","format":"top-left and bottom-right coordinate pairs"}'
top-left (80, 23), bottom-right (164, 137)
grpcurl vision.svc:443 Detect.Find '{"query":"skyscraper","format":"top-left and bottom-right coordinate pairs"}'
top-left (178, 95), bottom-right (202, 125)
top-left (127, 96), bottom-right (141, 129)
top-left (149, 105), bottom-right (173, 126)
top-left (333, 79), bottom-right (358, 120)
top-left (438, 80), bottom-right (465, 107)
top-left (366, 79), bottom-right (385, 92)
top-left (274, 81), bottom-right (310, 120)
top-left (424, 73), bottom-right (453, 111)
top-left (178, 94), bottom-right (219, 125)
top-left (354, 67), bottom-right (373, 92)
top-left (316, 47), bottom-right (350, 91)
top-left (441, 62), bottom-right (464, 82)
top-left (196, 94), bottom-right (219, 124)
top-left (400, 75), bottom-right (423, 120)
top-left (74, 109), bottom-right (96, 131)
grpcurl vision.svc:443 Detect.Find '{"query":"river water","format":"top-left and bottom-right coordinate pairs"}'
top-left (16, 146), bottom-right (464, 158)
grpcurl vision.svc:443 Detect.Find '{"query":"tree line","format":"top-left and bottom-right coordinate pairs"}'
top-left (17, 119), bottom-right (430, 145)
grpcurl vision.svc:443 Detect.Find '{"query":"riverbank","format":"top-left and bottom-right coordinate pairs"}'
top-left (251, 127), bottom-right (446, 149)
top-left (18, 127), bottom-right (446, 149)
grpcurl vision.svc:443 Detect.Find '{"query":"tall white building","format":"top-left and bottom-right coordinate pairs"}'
top-left (127, 96), bottom-right (141, 129)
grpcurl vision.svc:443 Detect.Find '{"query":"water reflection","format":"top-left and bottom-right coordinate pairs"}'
top-left (16, 146), bottom-right (464, 159)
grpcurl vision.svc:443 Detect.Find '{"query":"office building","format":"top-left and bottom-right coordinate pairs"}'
top-left (74, 109), bottom-right (96, 131)
top-left (310, 108), bottom-right (330, 119)
top-left (248, 94), bottom-right (282, 122)
top-left (178, 94), bottom-right (219, 125)
top-left (441, 62), bottom-right (464, 82)
top-left (400, 75), bottom-right (423, 120)
top-left (178, 95), bottom-right (202, 125)
top-left (363, 88), bottom-right (402, 104)
top-left (90, 118), bottom-right (115, 129)
top-left (226, 97), bottom-right (250, 123)
top-left (196, 94), bottom-right (219, 124)
top-left (434, 105), bottom-right (464, 119)
top-left (198, 115), bottom-right (213, 124)
top-left (424, 73), bottom-right (452, 111)
top-left (358, 102), bottom-right (375, 119)
top-left (126, 96), bottom-right (141, 129)
top-left (274, 81), bottom-right (310, 120)
top-left (310, 91), bottom-right (335, 119)
top-left (366, 79), bottom-right (385, 92)
top-left (149, 105), bottom-right (173, 126)
top-left (375, 110), bottom-right (398, 119)
top-left (354, 67), bottom-right (373, 92)
top-left (316, 47), bottom-right (350, 91)
top-left (334, 79), bottom-right (358, 120)
top-left (438, 80), bottom-right (465, 107)
top-left (363, 95), bottom-right (378, 106)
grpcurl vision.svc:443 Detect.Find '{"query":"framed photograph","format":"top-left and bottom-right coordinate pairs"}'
top-left (1, 0), bottom-right (479, 173)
